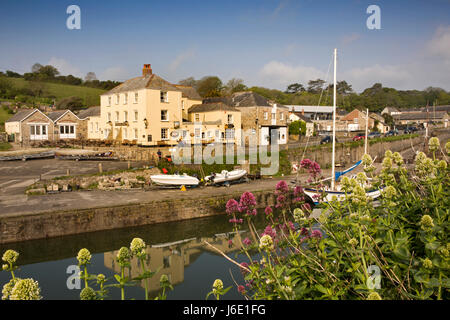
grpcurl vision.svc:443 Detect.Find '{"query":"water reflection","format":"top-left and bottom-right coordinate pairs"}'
top-left (0, 214), bottom-right (266, 300)
top-left (104, 231), bottom-right (248, 299)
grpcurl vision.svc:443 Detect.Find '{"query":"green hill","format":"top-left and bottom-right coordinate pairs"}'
top-left (7, 78), bottom-right (106, 107)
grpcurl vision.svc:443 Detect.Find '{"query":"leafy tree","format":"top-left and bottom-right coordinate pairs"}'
top-left (38, 65), bottom-right (60, 79)
top-left (307, 79), bottom-right (326, 94)
top-left (31, 63), bottom-right (43, 73)
top-left (225, 78), bottom-right (247, 94)
top-left (285, 83), bottom-right (305, 94)
top-left (382, 113), bottom-right (394, 128)
top-left (197, 76), bottom-right (223, 97)
top-left (55, 96), bottom-right (84, 111)
top-left (84, 72), bottom-right (98, 82)
top-left (28, 81), bottom-right (47, 97)
top-left (5, 70), bottom-right (22, 78)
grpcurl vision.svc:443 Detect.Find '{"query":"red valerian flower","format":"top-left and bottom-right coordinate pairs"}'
top-left (265, 206), bottom-right (273, 216)
top-left (226, 199), bottom-right (239, 215)
top-left (275, 180), bottom-right (289, 195)
top-left (311, 229), bottom-right (323, 239)
top-left (239, 192), bottom-right (257, 216)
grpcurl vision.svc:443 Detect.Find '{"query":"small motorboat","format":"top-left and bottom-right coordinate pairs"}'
top-left (150, 173), bottom-right (199, 187)
top-left (205, 169), bottom-right (247, 185)
top-left (304, 186), bottom-right (384, 205)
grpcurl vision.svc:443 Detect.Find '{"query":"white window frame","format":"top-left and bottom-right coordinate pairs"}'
top-left (161, 128), bottom-right (169, 140)
top-left (115, 111), bottom-right (119, 122)
top-left (227, 114), bottom-right (233, 124)
top-left (195, 113), bottom-right (200, 122)
top-left (134, 92), bottom-right (138, 103)
top-left (116, 94), bottom-right (119, 105)
top-left (59, 123), bottom-right (76, 139)
top-left (124, 111), bottom-right (128, 122)
top-left (134, 110), bottom-right (138, 122)
top-left (264, 112), bottom-right (268, 120)
top-left (134, 128), bottom-right (138, 139)
top-left (108, 97), bottom-right (112, 106)
top-left (124, 93), bottom-right (128, 104)
top-left (29, 124), bottom-right (48, 140)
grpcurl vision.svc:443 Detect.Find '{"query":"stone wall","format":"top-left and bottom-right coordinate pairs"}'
top-left (0, 190), bottom-right (277, 244)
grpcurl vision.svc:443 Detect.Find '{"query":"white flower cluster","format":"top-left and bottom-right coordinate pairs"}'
top-left (117, 247), bottom-right (131, 264)
top-left (8, 278), bottom-right (41, 300)
top-left (212, 279), bottom-right (223, 294)
top-left (77, 248), bottom-right (91, 266)
top-left (2, 250), bottom-right (19, 265)
top-left (293, 208), bottom-right (306, 224)
top-left (130, 238), bottom-right (146, 258)
top-left (259, 234), bottom-right (274, 251)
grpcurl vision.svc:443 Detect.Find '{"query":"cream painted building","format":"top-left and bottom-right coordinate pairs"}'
top-left (182, 102), bottom-right (242, 145)
top-left (96, 65), bottom-right (242, 146)
top-left (99, 64), bottom-right (187, 146)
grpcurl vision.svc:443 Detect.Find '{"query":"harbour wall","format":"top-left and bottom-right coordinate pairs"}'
top-left (0, 190), bottom-right (276, 245)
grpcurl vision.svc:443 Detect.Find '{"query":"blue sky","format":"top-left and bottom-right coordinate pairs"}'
top-left (1, 0), bottom-right (450, 92)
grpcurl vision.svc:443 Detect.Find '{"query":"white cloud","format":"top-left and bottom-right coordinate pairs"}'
top-left (48, 57), bottom-right (82, 77)
top-left (169, 49), bottom-right (195, 72)
top-left (259, 60), bottom-right (326, 88)
top-left (426, 25), bottom-right (450, 66)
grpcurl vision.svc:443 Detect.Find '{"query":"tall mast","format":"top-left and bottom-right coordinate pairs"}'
top-left (364, 108), bottom-right (369, 154)
top-left (331, 48), bottom-right (337, 190)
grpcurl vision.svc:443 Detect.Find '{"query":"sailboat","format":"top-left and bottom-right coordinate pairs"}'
top-left (302, 48), bottom-right (383, 204)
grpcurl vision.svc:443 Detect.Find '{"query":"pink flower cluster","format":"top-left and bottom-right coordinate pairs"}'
top-left (243, 237), bottom-right (252, 246)
top-left (300, 159), bottom-right (322, 179)
top-left (226, 199), bottom-right (239, 215)
top-left (275, 180), bottom-right (289, 195)
top-left (239, 192), bottom-right (257, 217)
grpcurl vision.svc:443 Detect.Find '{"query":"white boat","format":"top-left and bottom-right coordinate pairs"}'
top-left (205, 169), bottom-right (247, 184)
top-left (150, 173), bottom-right (199, 186)
top-left (304, 187), bottom-right (383, 205)
top-left (301, 49), bottom-right (383, 204)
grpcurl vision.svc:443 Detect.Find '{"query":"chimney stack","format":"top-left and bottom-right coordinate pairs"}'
top-left (142, 64), bottom-right (152, 76)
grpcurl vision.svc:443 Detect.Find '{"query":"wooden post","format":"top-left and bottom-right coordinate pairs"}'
top-left (98, 162), bottom-right (103, 173)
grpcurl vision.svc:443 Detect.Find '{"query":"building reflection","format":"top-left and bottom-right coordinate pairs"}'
top-left (103, 231), bottom-right (247, 297)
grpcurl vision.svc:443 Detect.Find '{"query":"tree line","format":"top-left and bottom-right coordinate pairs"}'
top-left (178, 76), bottom-right (450, 113)
top-left (1, 64), bottom-right (121, 90)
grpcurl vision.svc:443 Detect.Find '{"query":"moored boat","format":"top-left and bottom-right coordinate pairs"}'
top-left (150, 173), bottom-right (199, 187)
top-left (205, 169), bottom-right (247, 185)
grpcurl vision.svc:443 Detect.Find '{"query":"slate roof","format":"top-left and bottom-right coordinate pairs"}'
top-left (393, 111), bottom-right (448, 121)
top-left (47, 110), bottom-right (70, 122)
top-left (174, 85), bottom-right (202, 100)
top-left (77, 106), bottom-right (100, 119)
top-left (188, 102), bottom-right (239, 113)
top-left (102, 74), bottom-right (181, 95)
top-left (5, 109), bottom-right (36, 122)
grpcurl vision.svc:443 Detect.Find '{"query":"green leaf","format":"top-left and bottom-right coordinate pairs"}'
top-left (114, 274), bottom-right (121, 283)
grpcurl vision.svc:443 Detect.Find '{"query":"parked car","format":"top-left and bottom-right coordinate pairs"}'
top-left (367, 132), bottom-right (382, 139)
top-left (384, 129), bottom-right (399, 137)
top-left (352, 133), bottom-right (366, 141)
top-left (404, 126), bottom-right (418, 134)
top-left (320, 135), bottom-right (338, 144)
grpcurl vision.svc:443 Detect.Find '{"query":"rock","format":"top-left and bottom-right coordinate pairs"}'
top-left (26, 188), bottom-right (46, 195)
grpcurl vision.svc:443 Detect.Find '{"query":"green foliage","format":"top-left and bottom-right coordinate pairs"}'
top-left (55, 96), bottom-right (84, 111)
top-left (289, 120), bottom-right (306, 136)
top-left (0, 142), bottom-right (12, 151)
top-left (223, 141), bottom-right (449, 300)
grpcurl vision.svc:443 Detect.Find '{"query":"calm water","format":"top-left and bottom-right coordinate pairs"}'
top-left (0, 214), bottom-right (267, 300)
